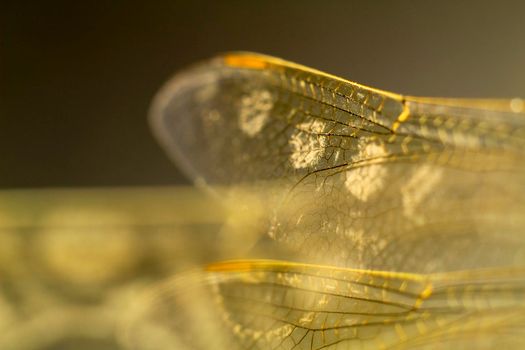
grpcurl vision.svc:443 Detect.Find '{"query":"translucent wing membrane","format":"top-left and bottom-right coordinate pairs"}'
top-left (151, 52), bottom-right (525, 272)
top-left (123, 260), bottom-right (525, 349)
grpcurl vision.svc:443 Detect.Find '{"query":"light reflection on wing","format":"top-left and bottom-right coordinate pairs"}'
top-left (122, 260), bottom-right (525, 349)
top-left (151, 52), bottom-right (525, 272)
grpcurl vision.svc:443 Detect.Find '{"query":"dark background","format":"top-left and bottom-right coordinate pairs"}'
top-left (1, 1), bottom-right (524, 188)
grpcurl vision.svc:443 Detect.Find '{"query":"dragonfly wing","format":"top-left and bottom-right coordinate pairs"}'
top-left (121, 260), bottom-right (525, 349)
top-left (151, 52), bottom-right (525, 272)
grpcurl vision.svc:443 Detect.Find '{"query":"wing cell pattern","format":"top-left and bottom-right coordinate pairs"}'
top-left (151, 52), bottom-right (525, 272)
top-left (125, 261), bottom-right (525, 349)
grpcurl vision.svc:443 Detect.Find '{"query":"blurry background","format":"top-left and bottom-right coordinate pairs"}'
top-left (1, 1), bottom-right (524, 188)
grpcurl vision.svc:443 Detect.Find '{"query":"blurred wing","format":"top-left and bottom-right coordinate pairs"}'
top-left (0, 187), bottom-right (229, 348)
top-left (122, 260), bottom-right (525, 349)
top-left (150, 52), bottom-right (525, 272)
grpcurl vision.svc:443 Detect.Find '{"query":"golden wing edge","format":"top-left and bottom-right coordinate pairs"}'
top-left (223, 51), bottom-right (525, 112)
top-left (206, 259), bottom-right (525, 291)
top-left (206, 258), bottom-right (428, 282)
